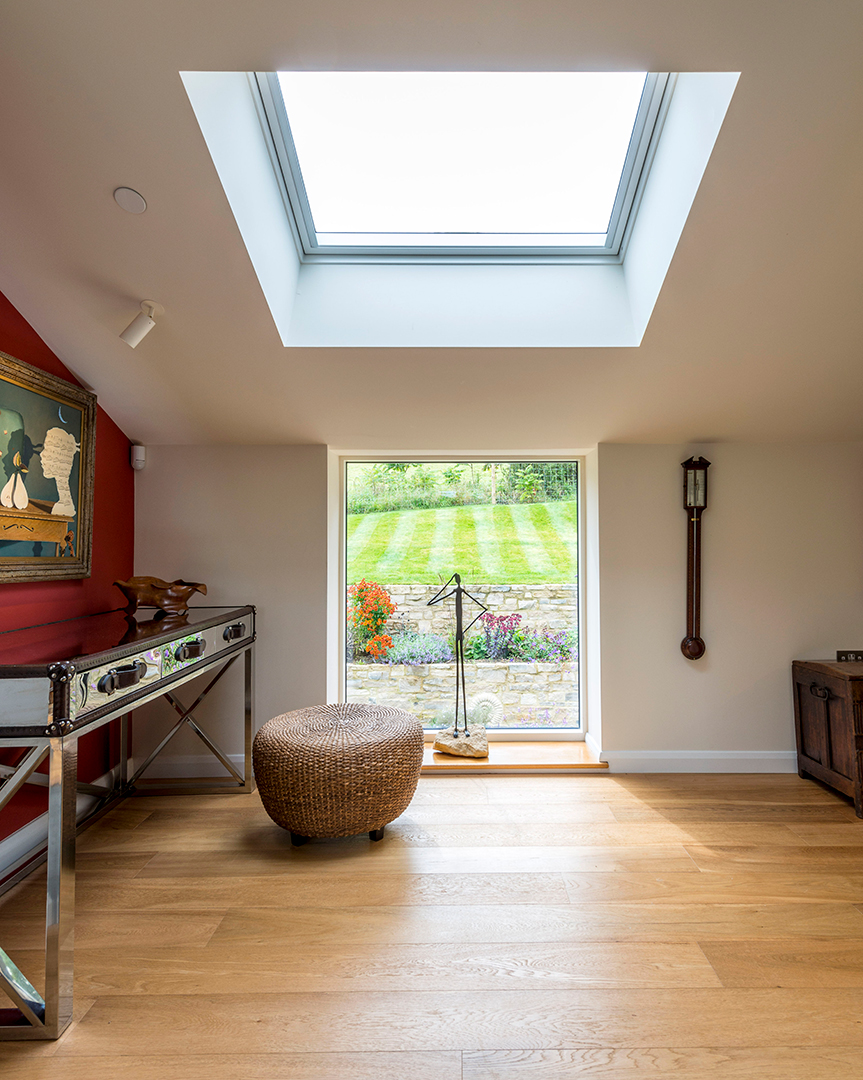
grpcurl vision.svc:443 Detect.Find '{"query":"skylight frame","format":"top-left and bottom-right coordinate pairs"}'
top-left (253, 71), bottom-right (673, 264)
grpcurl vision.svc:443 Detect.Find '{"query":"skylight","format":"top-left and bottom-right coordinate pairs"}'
top-left (257, 71), bottom-right (670, 259)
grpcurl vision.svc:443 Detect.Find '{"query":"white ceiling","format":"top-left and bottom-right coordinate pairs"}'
top-left (1, 0), bottom-right (862, 448)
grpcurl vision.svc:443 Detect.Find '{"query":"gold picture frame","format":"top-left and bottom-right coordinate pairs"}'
top-left (0, 350), bottom-right (96, 582)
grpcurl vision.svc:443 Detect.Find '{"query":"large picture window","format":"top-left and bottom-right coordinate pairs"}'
top-left (344, 460), bottom-right (580, 731)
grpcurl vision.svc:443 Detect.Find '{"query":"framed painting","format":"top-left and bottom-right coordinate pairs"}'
top-left (0, 350), bottom-right (96, 582)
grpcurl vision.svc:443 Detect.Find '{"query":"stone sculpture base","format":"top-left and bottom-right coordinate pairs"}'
top-left (433, 725), bottom-right (489, 758)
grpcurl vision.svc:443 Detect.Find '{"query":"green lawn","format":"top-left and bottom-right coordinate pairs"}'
top-left (347, 500), bottom-right (577, 585)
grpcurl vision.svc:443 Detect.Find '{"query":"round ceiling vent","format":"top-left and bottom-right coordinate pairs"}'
top-left (113, 187), bottom-right (147, 214)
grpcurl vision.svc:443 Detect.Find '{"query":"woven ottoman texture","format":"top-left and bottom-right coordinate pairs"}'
top-left (253, 702), bottom-right (424, 843)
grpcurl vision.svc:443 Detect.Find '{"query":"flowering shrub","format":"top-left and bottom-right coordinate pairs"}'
top-left (366, 633), bottom-right (393, 660)
top-left (348, 579), bottom-right (395, 658)
top-left (385, 631), bottom-right (453, 665)
top-left (512, 626), bottom-right (578, 663)
top-left (479, 612), bottom-right (522, 659)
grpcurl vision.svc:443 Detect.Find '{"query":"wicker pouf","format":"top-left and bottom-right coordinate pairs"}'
top-left (253, 703), bottom-right (424, 845)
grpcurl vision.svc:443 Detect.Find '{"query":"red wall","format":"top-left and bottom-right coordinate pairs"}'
top-left (0, 291), bottom-right (135, 633)
top-left (0, 291), bottom-right (134, 841)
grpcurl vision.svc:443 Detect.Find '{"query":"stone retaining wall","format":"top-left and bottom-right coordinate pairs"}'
top-left (381, 583), bottom-right (577, 638)
top-left (347, 659), bottom-right (579, 729)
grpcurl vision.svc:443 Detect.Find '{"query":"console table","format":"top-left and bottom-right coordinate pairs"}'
top-left (0, 604), bottom-right (255, 1039)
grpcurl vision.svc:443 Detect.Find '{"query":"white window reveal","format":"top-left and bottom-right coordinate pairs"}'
top-left (182, 70), bottom-right (738, 344)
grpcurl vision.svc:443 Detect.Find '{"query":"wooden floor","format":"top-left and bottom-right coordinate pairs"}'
top-left (2, 772), bottom-right (863, 1078)
top-left (422, 739), bottom-right (607, 771)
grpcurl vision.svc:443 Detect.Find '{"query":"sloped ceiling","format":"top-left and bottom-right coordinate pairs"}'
top-left (0, 0), bottom-right (861, 448)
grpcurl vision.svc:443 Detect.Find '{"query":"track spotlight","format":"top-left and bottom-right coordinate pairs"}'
top-left (120, 300), bottom-right (163, 348)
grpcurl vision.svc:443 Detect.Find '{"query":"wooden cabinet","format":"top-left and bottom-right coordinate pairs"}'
top-left (792, 660), bottom-right (863, 817)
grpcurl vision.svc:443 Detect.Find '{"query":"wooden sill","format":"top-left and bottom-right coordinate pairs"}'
top-left (421, 740), bottom-right (607, 773)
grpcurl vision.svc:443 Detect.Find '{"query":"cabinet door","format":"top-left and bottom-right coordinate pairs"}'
top-left (795, 675), bottom-right (828, 764)
top-left (826, 690), bottom-right (855, 781)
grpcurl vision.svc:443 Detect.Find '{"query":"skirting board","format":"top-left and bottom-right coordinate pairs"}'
top-left (597, 749), bottom-right (799, 773)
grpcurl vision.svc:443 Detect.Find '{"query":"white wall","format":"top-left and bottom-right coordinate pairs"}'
top-left (133, 439), bottom-right (863, 774)
top-left (134, 445), bottom-right (328, 772)
top-left (596, 442), bottom-right (863, 770)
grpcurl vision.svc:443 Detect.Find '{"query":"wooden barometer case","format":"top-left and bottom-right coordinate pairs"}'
top-left (681, 456), bottom-right (710, 660)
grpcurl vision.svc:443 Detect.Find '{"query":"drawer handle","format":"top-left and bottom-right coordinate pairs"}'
top-left (810, 683), bottom-right (831, 700)
top-left (175, 639), bottom-right (206, 662)
top-left (223, 622), bottom-right (246, 642)
top-left (98, 660), bottom-right (147, 696)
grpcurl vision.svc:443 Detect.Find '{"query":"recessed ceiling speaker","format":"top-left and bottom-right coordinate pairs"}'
top-left (120, 300), bottom-right (163, 348)
top-left (113, 187), bottom-right (147, 214)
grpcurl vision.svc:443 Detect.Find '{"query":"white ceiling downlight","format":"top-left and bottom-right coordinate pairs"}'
top-left (256, 71), bottom-right (671, 260)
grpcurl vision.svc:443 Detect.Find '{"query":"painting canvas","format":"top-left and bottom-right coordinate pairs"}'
top-left (0, 350), bottom-right (96, 581)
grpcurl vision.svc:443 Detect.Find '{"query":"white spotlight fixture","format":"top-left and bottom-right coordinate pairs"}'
top-left (120, 300), bottom-right (163, 348)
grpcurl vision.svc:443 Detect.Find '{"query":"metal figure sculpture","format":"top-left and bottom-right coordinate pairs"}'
top-left (427, 573), bottom-right (488, 737)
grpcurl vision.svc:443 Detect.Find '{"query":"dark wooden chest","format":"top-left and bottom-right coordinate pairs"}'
top-left (792, 660), bottom-right (863, 817)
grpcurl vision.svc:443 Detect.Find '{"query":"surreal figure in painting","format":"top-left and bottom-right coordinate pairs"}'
top-left (40, 427), bottom-right (80, 517)
top-left (0, 407), bottom-right (33, 509)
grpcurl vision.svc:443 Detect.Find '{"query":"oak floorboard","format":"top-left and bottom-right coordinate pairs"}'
top-left (124, 792), bottom-right (266, 812)
top-left (57, 940), bottom-right (721, 995)
top-left (562, 871), bottom-right (863, 904)
top-left (698, 938), bottom-right (863, 987)
top-left (683, 844), bottom-right (863, 873)
top-left (208, 900), bottom-right (863, 947)
top-left (612, 803), bottom-right (859, 823)
top-left (74, 819), bottom-right (814, 852)
top-left (52, 988), bottom-right (863, 1055)
top-left (379, 822), bottom-right (813, 847)
top-left (400, 802), bottom-right (620, 823)
top-left (1, 1052), bottom-right (463, 1080)
top-left (394, 778), bottom-right (490, 804)
top-left (786, 822), bottom-right (863, 845)
top-left (0, 911), bottom-right (225, 950)
top-left (4, 872), bottom-right (572, 913)
top-left (462, 1047), bottom-right (863, 1079)
top-left (609, 774), bottom-right (842, 799)
top-left (134, 844), bottom-right (702, 877)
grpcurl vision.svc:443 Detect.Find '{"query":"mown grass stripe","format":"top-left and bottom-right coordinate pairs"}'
top-left (374, 509), bottom-right (418, 579)
top-left (471, 504), bottom-right (505, 578)
top-left (551, 497), bottom-right (578, 531)
top-left (529, 503), bottom-right (576, 580)
top-left (346, 511), bottom-right (378, 550)
top-left (350, 510), bottom-right (399, 580)
top-left (427, 506), bottom-right (455, 581)
top-left (509, 504), bottom-right (559, 579)
top-left (545, 500), bottom-right (579, 569)
top-left (491, 505), bottom-right (535, 582)
top-left (452, 507), bottom-right (483, 581)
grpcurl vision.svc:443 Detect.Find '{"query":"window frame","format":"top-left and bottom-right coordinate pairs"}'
top-left (336, 453), bottom-right (585, 740)
top-left (253, 71), bottom-right (673, 265)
